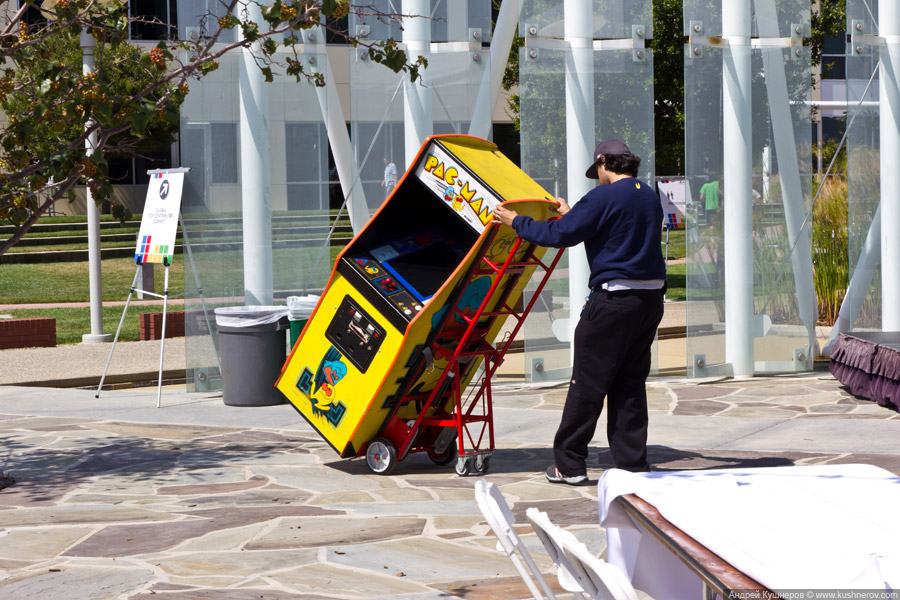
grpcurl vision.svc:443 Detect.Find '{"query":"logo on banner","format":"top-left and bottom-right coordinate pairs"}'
top-left (159, 180), bottom-right (170, 200)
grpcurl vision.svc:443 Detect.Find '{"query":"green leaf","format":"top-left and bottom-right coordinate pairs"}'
top-left (95, 102), bottom-right (112, 122)
top-left (241, 21), bottom-right (260, 43)
top-left (130, 109), bottom-right (150, 136)
top-left (261, 66), bottom-right (274, 83)
top-left (321, 0), bottom-right (337, 15)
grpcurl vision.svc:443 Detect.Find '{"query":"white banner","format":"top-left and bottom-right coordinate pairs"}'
top-left (657, 179), bottom-right (686, 230)
top-left (415, 142), bottom-right (502, 232)
top-left (134, 170), bottom-right (185, 265)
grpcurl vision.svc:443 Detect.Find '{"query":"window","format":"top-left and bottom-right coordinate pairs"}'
top-left (179, 122), bottom-right (239, 209)
top-left (130, 0), bottom-right (178, 40)
top-left (821, 34), bottom-right (846, 80)
top-left (108, 148), bottom-right (173, 185)
top-left (18, 0), bottom-right (47, 27)
top-left (285, 123), bottom-right (329, 211)
top-left (210, 123), bottom-right (239, 184)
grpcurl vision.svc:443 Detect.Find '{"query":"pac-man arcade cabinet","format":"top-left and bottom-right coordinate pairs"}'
top-left (276, 134), bottom-right (563, 475)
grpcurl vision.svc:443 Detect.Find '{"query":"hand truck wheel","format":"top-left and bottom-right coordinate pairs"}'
top-left (455, 455), bottom-right (471, 476)
top-left (427, 443), bottom-right (457, 465)
top-left (365, 438), bottom-right (397, 475)
top-left (473, 453), bottom-right (490, 474)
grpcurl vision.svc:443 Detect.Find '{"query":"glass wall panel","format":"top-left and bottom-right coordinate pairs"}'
top-left (349, 0), bottom-right (491, 43)
top-left (518, 46), bottom-right (569, 381)
top-left (519, 44), bottom-right (655, 381)
top-left (681, 0), bottom-right (809, 38)
top-left (519, 0), bottom-right (652, 41)
top-left (179, 45), bottom-right (333, 390)
top-left (684, 1), bottom-right (814, 377)
top-left (845, 0), bottom-right (882, 333)
top-left (684, 45), bottom-right (725, 373)
top-left (349, 48), bottom-right (486, 214)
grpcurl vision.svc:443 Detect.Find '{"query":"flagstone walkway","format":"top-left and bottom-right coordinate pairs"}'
top-left (0, 371), bottom-right (897, 599)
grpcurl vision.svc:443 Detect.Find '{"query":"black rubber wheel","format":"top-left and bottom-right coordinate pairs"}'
top-left (473, 454), bottom-right (490, 474)
top-left (427, 443), bottom-right (458, 465)
top-left (455, 456), bottom-right (471, 476)
top-left (365, 438), bottom-right (397, 475)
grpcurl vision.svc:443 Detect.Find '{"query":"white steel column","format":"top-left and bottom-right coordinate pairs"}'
top-left (81, 28), bottom-right (111, 343)
top-left (723, 0), bottom-right (754, 376)
top-left (880, 0), bottom-right (900, 329)
top-left (403, 0), bottom-right (432, 166)
top-left (239, 2), bottom-right (273, 306)
top-left (306, 27), bottom-right (370, 233)
top-left (756, 0), bottom-right (818, 360)
top-left (467, 0), bottom-right (521, 138)
top-left (564, 0), bottom-right (595, 356)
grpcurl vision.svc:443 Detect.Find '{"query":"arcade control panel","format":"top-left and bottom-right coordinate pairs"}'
top-left (339, 228), bottom-right (465, 330)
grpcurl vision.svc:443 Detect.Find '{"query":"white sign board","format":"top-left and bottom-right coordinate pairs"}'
top-left (657, 179), bottom-right (686, 230)
top-left (134, 171), bottom-right (185, 265)
top-left (415, 142), bottom-right (503, 232)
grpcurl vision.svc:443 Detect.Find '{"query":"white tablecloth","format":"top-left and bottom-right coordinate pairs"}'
top-left (598, 464), bottom-right (900, 597)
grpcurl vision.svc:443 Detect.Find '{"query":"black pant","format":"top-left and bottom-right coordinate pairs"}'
top-left (553, 288), bottom-right (664, 475)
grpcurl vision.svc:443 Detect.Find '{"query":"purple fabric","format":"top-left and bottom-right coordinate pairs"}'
top-left (829, 361), bottom-right (874, 399)
top-left (829, 333), bottom-right (900, 411)
top-left (830, 334), bottom-right (877, 373)
top-left (869, 376), bottom-right (900, 411)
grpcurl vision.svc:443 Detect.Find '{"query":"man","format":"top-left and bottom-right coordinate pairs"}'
top-left (382, 156), bottom-right (397, 199)
top-left (699, 177), bottom-right (721, 227)
top-left (493, 139), bottom-right (665, 484)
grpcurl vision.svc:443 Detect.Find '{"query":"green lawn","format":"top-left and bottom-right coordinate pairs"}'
top-left (1, 236), bottom-right (685, 344)
top-left (665, 262), bottom-right (686, 301)
top-left (0, 258), bottom-right (176, 303)
top-left (3, 306), bottom-right (142, 345)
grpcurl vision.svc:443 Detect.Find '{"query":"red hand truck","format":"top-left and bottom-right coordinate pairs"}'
top-left (362, 225), bottom-right (565, 475)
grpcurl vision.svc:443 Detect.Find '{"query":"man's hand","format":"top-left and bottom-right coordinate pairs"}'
top-left (554, 197), bottom-right (571, 216)
top-left (492, 204), bottom-right (518, 227)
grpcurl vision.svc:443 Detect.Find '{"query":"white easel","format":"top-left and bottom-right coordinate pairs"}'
top-left (96, 168), bottom-right (220, 407)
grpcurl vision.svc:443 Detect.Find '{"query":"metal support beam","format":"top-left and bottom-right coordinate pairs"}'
top-left (239, 3), bottom-right (273, 306)
top-left (880, 0), bottom-right (900, 328)
top-left (306, 27), bottom-right (370, 233)
top-left (722, 0), bottom-right (754, 376)
top-left (756, 0), bottom-right (817, 365)
top-left (403, 0), bottom-right (432, 167)
top-left (564, 0), bottom-right (596, 357)
top-left (81, 27), bottom-right (111, 343)
top-left (467, 0), bottom-right (521, 138)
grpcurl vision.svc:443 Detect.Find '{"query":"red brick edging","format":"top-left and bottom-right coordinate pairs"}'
top-left (0, 318), bottom-right (56, 349)
top-left (139, 311), bottom-right (185, 341)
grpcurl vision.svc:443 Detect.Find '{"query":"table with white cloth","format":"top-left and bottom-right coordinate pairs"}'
top-left (598, 464), bottom-right (900, 599)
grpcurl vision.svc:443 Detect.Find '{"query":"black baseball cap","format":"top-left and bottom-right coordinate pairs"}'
top-left (585, 139), bottom-right (631, 179)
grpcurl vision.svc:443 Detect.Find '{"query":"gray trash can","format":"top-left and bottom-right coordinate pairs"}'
top-left (215, 306), bottom-right (290, 406)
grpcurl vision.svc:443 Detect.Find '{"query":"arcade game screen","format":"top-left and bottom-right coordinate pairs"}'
top-left (381, 240), bottom-right (462, 301)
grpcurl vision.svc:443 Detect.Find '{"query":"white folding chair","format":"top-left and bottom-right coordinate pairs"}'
top-left (526, 507), bottom-right (590, 599)
top-left (527, 507), bottom-right (640, 600)
top-left (474, 478), bottom-right (558, 600)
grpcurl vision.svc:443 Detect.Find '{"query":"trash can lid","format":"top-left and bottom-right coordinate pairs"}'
top-left (286, 294), bottom-right (320, 318)
top-left (214, 305), bottom-right (289, 328)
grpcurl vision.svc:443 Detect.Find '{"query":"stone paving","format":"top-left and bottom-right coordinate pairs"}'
top-left (0, 371), bottom-right (898, 599)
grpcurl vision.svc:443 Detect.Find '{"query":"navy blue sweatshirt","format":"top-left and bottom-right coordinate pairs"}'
top-left (512, 177), bottom-right (666, 289)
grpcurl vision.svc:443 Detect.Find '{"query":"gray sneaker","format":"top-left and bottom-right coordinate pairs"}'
top-left (545, 465), bottom-right (588, 485)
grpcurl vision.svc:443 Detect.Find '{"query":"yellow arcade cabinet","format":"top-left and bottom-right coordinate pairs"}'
top-left (276, 134), bottom-right (562, 475)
